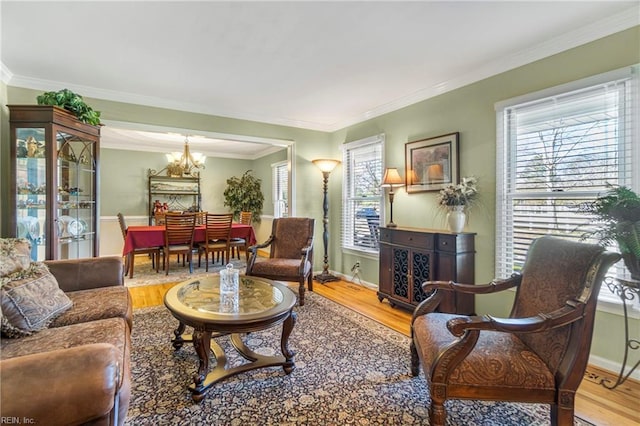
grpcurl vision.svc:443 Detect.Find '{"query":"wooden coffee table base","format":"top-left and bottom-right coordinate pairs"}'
top-left (171, 312), bottom-right (297, 402)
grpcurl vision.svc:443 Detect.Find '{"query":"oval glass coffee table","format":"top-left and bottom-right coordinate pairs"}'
top-left (164, 275), bottom-right (297, 402)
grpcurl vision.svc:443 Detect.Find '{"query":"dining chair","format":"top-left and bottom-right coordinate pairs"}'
top-left (230, 211), bottom-right (253, 261)
top-left (194, 211), bottom-right (207, 225)
top-left (117, 212), bottom-right (161, 278)
top-left (198, 213), bottom-right (233, 271)
top-left (246, 217), bottom-right (314, 306)
top-left (410, 236), bottom-right (620, 426)
top-left (162, 212), bottom-right (196, 275)
top-left (154, 211), bottom-right (166, 226)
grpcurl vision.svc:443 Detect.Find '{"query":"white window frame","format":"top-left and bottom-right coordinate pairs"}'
top-left (495, 65), bottom-right (639, 310)
top-left (272, 160), bottom-right (288, 218)
top-left (340, 134), bottom-right (384, 255)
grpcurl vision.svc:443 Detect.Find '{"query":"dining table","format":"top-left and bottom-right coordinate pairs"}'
top-left (122, 223), bottom-right (256, 259)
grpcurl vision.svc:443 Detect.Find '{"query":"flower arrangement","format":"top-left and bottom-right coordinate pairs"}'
top-left (437, 177), bottom-right (479, 209)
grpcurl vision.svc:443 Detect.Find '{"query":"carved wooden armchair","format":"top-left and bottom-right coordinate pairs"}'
top-left (246, 217), bottom-right (315, 306)
top-left (410, 236), bottom-right (620, 426)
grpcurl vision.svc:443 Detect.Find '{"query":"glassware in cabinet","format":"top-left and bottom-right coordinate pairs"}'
top-left (9, 105), bottom-right (100, 260)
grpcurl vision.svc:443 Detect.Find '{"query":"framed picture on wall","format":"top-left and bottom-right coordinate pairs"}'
top-left (405, 132), bottom-right (459, 193)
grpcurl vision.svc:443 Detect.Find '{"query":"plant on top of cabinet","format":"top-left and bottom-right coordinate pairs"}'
top-left (223, 170), bottom-right (264, 223)
top-left (36, 89), bottom-right (101, 125)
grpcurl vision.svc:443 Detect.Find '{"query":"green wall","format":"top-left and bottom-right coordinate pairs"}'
top-left (0, 80), bottom-right (8, 236)
top-left (2, 26), bottom-right (638, 369)
top-left (4, 84), bottom-right (331, 233)
top-left (252, 149), bottom-right (288, 217)
top-left (330, 26), bottom-right (640, 366)
top-left (99, 149), bottom-right (255, 217)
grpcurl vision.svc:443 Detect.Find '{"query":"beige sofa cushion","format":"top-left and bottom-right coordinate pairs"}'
top-left (0, 238), bottom-right (32, 277)
top-left (1, 263), bottom-right (73, 338)
top-left (50, 286), bottom-right (132, 330)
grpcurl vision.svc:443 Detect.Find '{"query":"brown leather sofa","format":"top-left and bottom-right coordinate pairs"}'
top-left (1, 256), bottom-right (132, 426)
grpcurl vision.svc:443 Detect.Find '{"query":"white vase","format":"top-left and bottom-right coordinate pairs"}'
top-left (446, 206), bottom-right (466, 233)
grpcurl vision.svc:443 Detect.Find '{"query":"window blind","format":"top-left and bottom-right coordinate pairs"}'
top-left (272, 161), bottom-right (288, 218)
top-left (496, 67), bottom-right (638, 297)
top-left (341, 135), bottom-right (384, 253)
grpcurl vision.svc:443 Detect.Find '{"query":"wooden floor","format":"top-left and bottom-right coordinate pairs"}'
top-left (129, 278), bottom-right (640, 426)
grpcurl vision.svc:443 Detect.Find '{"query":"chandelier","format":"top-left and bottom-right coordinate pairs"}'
top-left (165, 136), bottom-right (206, 177)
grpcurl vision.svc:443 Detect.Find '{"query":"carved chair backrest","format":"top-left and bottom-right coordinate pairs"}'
top-left (239, 211), bottom-right (252, 225)
top-left (164, 213), bottom-right (196, 246)
top-left (270, 218), bottom-right (315, 259)
top-left (195, 211), bottom-right (207, 225)
top-left (155, 212), bottom-right (166, 226)
top-left (510, 236), bottom-right (618, 377)
top-left (204, 213), bottom-right (233, 242)
top-left (117, 212), bottom-right (127, 240)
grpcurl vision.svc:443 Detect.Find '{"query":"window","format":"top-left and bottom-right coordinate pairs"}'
top-left (272, 161), bottom-right (288, 218)
top-left (496, 66), bottom-right (638, 302)
top-left (341, 134), bottom-right (384, 253)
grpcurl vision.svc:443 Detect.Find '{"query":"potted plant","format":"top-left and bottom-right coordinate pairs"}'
top-left (36, 89), bottom-right (102, 125)
top-left (580, 184), bottom-right (640, 280)
top-left (223, 170), bottom-right (264, 223)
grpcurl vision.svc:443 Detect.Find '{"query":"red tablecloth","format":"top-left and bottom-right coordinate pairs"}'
top-left (122, 224), bottom-right (256, 256)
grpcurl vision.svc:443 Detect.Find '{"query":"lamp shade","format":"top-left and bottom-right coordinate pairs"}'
top-left (381, 168), bottom-right (404, 187)
top-left (312, 159), bottom-right (341, 173)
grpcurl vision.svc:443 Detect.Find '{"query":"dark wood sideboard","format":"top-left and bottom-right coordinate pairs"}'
top-left (378, 226), bottom-right (476, 314)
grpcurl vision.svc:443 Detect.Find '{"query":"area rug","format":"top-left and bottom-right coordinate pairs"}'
top-left (124, 256), bottom-right (246, 287)
top-left (125, 293), bottom-right (593, 425)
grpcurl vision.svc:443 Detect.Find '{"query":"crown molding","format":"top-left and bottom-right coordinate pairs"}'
top-left (1, 62), bottom-right (13, 85)
top-left (99, 119), bottom-right (291, 161)
top-left (329, 5), bottom-right (640, 132)
top-left (3, 5), bottom-right (638, 133)
top-left (3, 73), bottom-right (335, 132)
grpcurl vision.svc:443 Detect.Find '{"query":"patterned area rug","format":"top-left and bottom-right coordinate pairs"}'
top-left (124, 255), bottom-right (247, 287)
top-left (125, 293), bottom-right (593, 425)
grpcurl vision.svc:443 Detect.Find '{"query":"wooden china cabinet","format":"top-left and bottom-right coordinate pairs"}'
top-left (8, 105), bottom-right (100, 260)
top-left (378, 226), bottom-right (476, 314)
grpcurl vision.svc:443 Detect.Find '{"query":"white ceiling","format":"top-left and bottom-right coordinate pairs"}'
top-left (2, 1), bottom-right (638, 158)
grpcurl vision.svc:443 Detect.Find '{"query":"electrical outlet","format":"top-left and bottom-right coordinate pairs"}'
top-left (351, 261), bottom-right (362, 285)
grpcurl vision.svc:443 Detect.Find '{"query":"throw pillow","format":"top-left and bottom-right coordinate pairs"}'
top-left (0, 238), bottom-right (32, 277)
top-left (1, 262), bottom-right (73, 338)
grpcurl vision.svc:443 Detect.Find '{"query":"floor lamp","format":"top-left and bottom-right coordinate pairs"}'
top-left (312, 159), bottom-right (341, 284)
top-left (381, 168), bottom-right (404, 228)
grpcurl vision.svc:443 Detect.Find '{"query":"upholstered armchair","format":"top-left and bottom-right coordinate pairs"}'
top-left (410, 236), bottom-right (620, 426)
top-left (246, 217), bottom-right (315, 306)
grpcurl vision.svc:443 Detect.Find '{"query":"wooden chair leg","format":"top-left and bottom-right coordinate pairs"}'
top-left (298, 278), bottom-right (306, 306)
top-left (551, 393), bottom-right (576, 426)
top-left (429, 383), bottom-right (447, 426)
top-left (430, 402), bottom-right (446, 426)
top-left (123, 254), bottom-right (130, 279)
top-left (410, 340), bottom-right (420, 376)
top-left (128, 253), bottom-right (135, 279)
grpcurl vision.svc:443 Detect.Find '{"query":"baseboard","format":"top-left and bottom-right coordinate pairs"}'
top-left (314, 270), bottom-right (377, 290)
top-left (588, 354), bottom-right (640, 382)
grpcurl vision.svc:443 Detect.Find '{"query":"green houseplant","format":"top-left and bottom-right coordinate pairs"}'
top-left (223, 170), bottom-right (264, 223)
top-left (580, 184), bottom-right (640, 280)
top-left (37, 89), bottom-right (102, 125)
